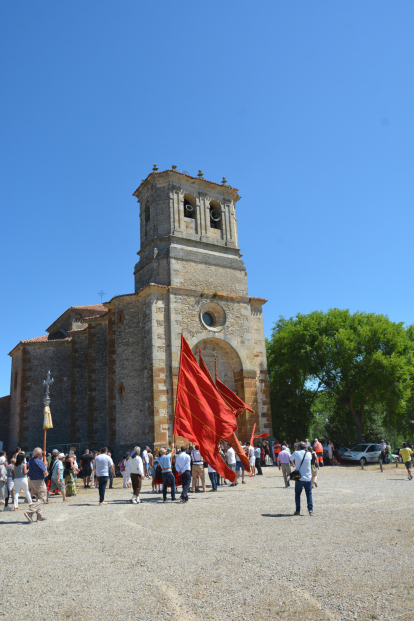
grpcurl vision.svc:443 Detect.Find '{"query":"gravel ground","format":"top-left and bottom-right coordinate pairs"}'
top-left (1, 463), bottom-right (413, 621)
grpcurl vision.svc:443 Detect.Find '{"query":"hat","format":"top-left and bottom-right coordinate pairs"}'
top-left (0, 457), bottom-right (5, 464)
top-left (167, 448), bottom-right (172, 452)
top-left (58, 453), bottom-right (65, 459)
top-left (52, 449), bottom-right (59, 455)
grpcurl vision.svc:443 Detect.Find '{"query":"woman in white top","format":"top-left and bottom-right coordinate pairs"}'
top-left (0, 457), bottom-right (7, 508)
top-left (249, 443), bottom-right (256, 476)
top-left (13, 453), bottom-right (33, 510)
top-left (129, 447), bottom-right (144, 504)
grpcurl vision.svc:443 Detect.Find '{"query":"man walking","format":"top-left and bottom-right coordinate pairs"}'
top-left (80, 449), bottom-right (94, 488)
top-left (314, 438), bottom-right (324, 467)
top-left (108, 451), bottom-right (114, 488)
top-left (129, 446), bottom-right (144, 503)
top-left (277, 445), bottom-right (292, 487)
top-left (159, 447), bottom-right (175, 501)
top-left (290, 442), bottom-right (314, 516)
top-left (175, 446), bottom-right (191, 502)
top-left (191, 444), bottom-right (206, 492)
top-left (142, 446), bottom-right (150, 479)
top-left (93, 447), bottom-right (115, 505)
top-left (225, 443), bottom-right (237, 486)
top-left (399, 443), bottom-right (413, 480)
top-left (254, 443), bottom-right (263, 475)
top-left (47, 453), bottom-right (68, 502)
top-left (25, 447), bottom-right (48, 523)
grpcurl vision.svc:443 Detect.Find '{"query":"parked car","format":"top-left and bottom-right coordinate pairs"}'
top-left (341, 443), bottom-right (381, 464)
top-left (321, 441), bottom-right (350, 460)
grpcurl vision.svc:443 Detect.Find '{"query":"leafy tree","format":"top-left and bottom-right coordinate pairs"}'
top-left (266, 335), bottom-right (322, 442)
top-left (267, 310), bottom-right (414, 442)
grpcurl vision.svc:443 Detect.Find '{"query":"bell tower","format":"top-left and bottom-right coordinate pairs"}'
top-left (133, 167), bottom-right (248, 296)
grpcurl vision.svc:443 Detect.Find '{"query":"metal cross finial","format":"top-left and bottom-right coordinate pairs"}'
top-left (98, 290), bottom-right (106, 303)
top-left (43, 370), bottom-right (54, 400)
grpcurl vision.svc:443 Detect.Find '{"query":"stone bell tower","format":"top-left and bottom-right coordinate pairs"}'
top-left (133, 167), bottom-right (247, 296)
top-left (126, 167), bottom-right (272, 446)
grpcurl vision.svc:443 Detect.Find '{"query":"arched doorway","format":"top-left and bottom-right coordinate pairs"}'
top-left (192, 337), bottom-right (242, 395)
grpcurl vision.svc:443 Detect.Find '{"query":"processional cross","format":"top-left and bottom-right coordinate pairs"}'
top-left (42, 370), bottom-right (54, 464)
top-left (43, 370), bottom-right (54, 403)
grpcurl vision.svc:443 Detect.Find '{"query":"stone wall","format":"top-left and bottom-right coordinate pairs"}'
top-left (86, 321), bottom-right (108, 446)
top-left (250, 301), bottom-right (272, 434)
top-left (70, 330), bottom-right (88, 444)
top-left (107, 309), bottom-right (116, 447)
top-left (150, 291), bottom-right (171, 445)
top-left (22, 342), bottom-right (72, 451)
top-left (0, 396), bottom-right (10, 452)
top-left (8, 349), bottom-right (22, 452)
top-left (112, 293), bottom-right (154, 453)
top-left (134, 250), bottom-right (170, 292)
top-left (170, 258), bottom-right (248, 296)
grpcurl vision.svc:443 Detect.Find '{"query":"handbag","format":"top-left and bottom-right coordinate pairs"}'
top-left (290, 450), bottom-right (308, 481)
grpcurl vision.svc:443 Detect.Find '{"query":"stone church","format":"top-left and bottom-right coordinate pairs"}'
top-left (0, 168), bottom-right (272, 457)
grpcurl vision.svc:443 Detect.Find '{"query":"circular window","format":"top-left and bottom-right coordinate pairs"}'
top-left (200, 302), bottom-right (226, 332)
top-left (203, 312), bottom-right (214, 327)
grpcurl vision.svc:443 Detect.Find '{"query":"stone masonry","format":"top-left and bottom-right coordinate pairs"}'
top-left (1, 169), bottom-right (272, 457)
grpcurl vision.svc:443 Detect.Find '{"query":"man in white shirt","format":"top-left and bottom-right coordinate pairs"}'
top-left (93, 447), bottom-right (115, 506)
top-left (290, 442), bottom-right (314, 516)
top-left (226, 443), bottom-right (237, 486)
top-left (129, 446), bottom-right (144, 504)
top-left (379, 440), bottom-right (387, 452)
top-left (175, 446), bottom-right (191, 502)
top-left (277, 445), bottom-right (292, 488)
top-left (142, 447), bottom-right (150, 479)
top-left (190, 445), bottom-right (206, 492)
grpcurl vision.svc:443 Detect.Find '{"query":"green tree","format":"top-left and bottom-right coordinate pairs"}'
top-left (267, 310), bottom-right (414, 442)
top-left (266, 333), bottom-right (322, 442)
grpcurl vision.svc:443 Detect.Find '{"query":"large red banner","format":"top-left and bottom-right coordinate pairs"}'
top-left (173, 335), bottom-right (237, 482)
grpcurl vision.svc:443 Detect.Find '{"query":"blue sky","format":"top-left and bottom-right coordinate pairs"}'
top-left (1, 2), bottom-right (413, 396)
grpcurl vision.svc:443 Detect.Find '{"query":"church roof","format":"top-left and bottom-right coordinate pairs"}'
top-left (133, 169), bottom-right (241, 202)
top-left (46, 304), bottom-right (107, 333)
top-left (8, 332), bottom-right (71, 356)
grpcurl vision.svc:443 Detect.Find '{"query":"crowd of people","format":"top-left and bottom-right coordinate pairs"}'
top-left (1, 436), bottom-right (413, 522)
top-left (0, 439), bottom-right (274, 519)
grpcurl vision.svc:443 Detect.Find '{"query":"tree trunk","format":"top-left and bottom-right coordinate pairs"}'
top-left (347, 402), bottom-right (364, 443)
top-left (355, 417), bottom-right (364, 443)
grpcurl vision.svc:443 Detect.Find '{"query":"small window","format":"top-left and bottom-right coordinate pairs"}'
top-left (203, 312), bottom-right (214, 327)
top-left (145, 201), bottom-right (150, 224)
top-left (117, 382), bottom-right (125, 396)
top-left (116, 310), bottom-right (125, 326)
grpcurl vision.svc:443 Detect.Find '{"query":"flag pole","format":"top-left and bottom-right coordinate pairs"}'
top-left (43, 428), bottom-right (47, 465)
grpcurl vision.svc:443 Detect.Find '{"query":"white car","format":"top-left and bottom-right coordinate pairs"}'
top-left (341, 443), bottom-right (381, 464)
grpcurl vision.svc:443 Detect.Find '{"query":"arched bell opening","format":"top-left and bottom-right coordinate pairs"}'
top-left (209, 199), bottom-right (222, 230)
top-left (183, 193), bottom-right (196, 220)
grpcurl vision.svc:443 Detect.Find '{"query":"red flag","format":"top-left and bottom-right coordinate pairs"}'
top-left (250, 423), bottom-right (269, 446)
top-left (215, 376), bottom-right (254, 417)
top-left (173, 336), bottom-right (237, 482)
top-left (199, 351), bottom-right (251, 475)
